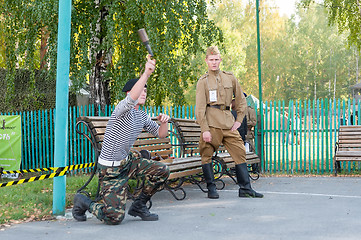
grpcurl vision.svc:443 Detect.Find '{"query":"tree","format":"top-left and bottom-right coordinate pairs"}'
top-left (0, 0), bottom-right (223, 112)
top-left (208, 0), bottom-right (358, 101)
top-left (238, 0), bottom-right (359, 101)
top-left (283, 2), bottom-right (359, 100)
top-left (301, 0), bottom-right (361, 50)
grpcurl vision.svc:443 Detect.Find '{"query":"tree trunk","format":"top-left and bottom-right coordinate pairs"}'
top-left (356, 49), bottom-right (359, 83)
top-left (40, 27), bottom-right (49, 70)
top-left (314, 61), bottom-right (317, 101)
top-left (357, 0), bottom-right (361, 18)
top-left (333, 70), bottom-right (336, 99)
top-left (89, 0), bottom-right (111, 115)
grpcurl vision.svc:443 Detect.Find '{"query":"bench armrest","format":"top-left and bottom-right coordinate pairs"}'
top-left (76, 120), bottom-right (101, 158)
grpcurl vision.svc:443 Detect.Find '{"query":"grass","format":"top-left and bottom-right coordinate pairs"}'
top-left (0, 173), bottom-right (98, 226)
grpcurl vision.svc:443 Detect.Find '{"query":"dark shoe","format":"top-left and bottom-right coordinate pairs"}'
top-left (128, 192), bottom-right (159, 221)
top-left (202, 163), bottom-right (219, 199)
top-left (140, 149), bottom-right (152, 160)
top-left (72, 193), bottom-right (93, 221)
top-left (238, 187), bottom-right (264, 198)
top-left (235, 163), bottom-right (263, 198)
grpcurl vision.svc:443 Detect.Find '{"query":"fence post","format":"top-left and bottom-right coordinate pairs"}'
top-left (53, 0), bottom-right (72, 216)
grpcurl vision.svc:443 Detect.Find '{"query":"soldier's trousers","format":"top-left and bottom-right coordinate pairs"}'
top-left (199, 127), bottom-right (247, 165)
top-left (89, 154), bottom-right (169, 225)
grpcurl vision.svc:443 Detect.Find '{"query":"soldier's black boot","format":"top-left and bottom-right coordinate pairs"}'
top-left (235, 163), bottom-right (263, 198)
top-left (128, 192), bottom-right (158, 221)
top-left (72, 193), bottom-right (93, 221)
top-left (202, 163), bottom-right (219, 199)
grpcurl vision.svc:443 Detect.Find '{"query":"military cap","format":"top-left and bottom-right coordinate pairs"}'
top-left (122, 78), bottom-right (147, 92)
top-left (206, 46), bottom-right (220, 56)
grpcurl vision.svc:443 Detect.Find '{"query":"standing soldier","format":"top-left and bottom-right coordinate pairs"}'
top-left (195, 46), bottom-right (263, 199)
top-left (245, 105), bottom-right (257, 152)
top-left (72, 55), bottom-right (170, 225)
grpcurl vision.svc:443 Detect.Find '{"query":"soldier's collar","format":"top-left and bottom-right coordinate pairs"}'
top-left (208, 69), bottom-right (220, 76)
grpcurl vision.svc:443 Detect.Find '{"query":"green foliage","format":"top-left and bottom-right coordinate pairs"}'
top-left (0, 68), bottom-right (56, 112)
top-left (301, 0), bottom-right (361, 50)
top-left (3, 0), bottom-right (359, 107)
top-left (270, 2), bottom-right (358, 100)
top-left (199, 0), bottom-right (360, 102)
top-left (0, 0), bottom-right (223, 110)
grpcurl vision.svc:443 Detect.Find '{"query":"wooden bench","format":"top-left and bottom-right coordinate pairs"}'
top-left (75, 116), bottom-right (175, 199)
top-left (76, 116), bottom-right (173, 161)
top-left (334, 125), bottom-right (361, 175)
top-left (75, 116), bottom-right (218, 201)
top-left (170, 118), bottom-right (261, 182)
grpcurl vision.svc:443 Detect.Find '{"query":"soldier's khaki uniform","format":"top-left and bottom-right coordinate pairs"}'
top-left (245, 106), bottom-right (257, 151)
top-left (195, 69), bottom-right (247, 165)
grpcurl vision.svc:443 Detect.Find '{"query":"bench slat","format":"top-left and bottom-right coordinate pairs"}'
top-left (168, 162), bottom-right (203, 171)
top-left (182, 137), bottom-right (201, 142)
top-left (338, 143), bottom-right (361, 147)
top-left (336, 157), bottom-right (361, 161)
top-left (335, 151), bottom-right (361, 157)
top-left (92, 128), bottom-right (106, 135)
top-left (170, 156), bottom-right (203, 165)
top-left (77, 116), bottom-right (110, 122)
top-left (169, 168), bottom-right (202, 179)
top-left (183, 149), bottom-right (200, 155)
top-left (177, 126), bottom-right (201, 132)
top-left (339, 127), bottom-right (361, 131)
top-left (339, 147), bottom-right (361, 151)
top-left (339, 125), bottom-right (361, 128)
top-left (133, 138), bottom-right (170, 146)
top-left (133, 144), bottom-right (173, 152)
top-left (89, 121), bottom-right (109, 128)
top-left (339, 132), bottom-right (361, 136)
top-left (339, 137), bottom-right (361, 141)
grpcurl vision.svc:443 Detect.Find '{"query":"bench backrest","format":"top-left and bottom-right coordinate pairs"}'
top-left (76, 116), bottom-right (173, 160)
top-left (170, 118), bottom-right (201, 157)
top-left (170, 118), bottom-right (228, 157)
top-left (337, 125), bottom-right (361, 151)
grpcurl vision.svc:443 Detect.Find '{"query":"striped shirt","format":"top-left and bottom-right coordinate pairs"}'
top-left (99, 94), bottom-right (159, 164)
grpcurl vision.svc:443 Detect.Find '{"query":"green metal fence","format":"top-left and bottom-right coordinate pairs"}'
top-left (1, 98), bottom-right (360, 174)
top-left (0, 104), bottom-right (195, 172)
top-left (262, 98), bottom-right (361, 174)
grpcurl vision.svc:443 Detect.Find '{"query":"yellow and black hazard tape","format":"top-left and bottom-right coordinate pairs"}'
top-left (1, 167), bottom-right (55, 174)
top-left (0, 170), bottom-right (67, 188)
top-left (0, 162), bottom-right (96, 188)
top-left (0, 162), bottom-right (95, 175)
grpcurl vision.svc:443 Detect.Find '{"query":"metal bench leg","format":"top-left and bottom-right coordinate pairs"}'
top-left (164, 178), bottom-right (187, 200)
top-left (248, 164), bottom-right (260, 180)
top-left (334, 161), bottom-right (341, 176)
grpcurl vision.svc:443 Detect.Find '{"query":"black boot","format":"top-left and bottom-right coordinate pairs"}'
top-left (202, 163), bottom-right (219, 199)
top-left (72, 193), bottom-right (93, 221)
top-left (235, 163), bottom-right (263, 198)
top-left (128, 192), bottom-right (159, 221)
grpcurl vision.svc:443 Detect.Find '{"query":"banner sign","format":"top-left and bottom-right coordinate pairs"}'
top-left (0, 115), bottom-right (22, 171)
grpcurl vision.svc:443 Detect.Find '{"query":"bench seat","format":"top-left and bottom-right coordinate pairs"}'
top-left (334, 125), bottom-right (361, 175)
top-left (170, 117), bottom-right (261, 181)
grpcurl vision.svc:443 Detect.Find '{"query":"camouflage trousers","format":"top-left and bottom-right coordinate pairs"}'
top-left (89, 153), bottom-right (169, 225)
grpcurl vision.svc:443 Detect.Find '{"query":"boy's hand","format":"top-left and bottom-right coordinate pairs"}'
top-left (202, 131), bottom-right (212, 142)
top-left (144, 54), bottom-right (156, 76)
top-left (231, 121), bottom-right (241, 131)
top-left (157, 113), bottom-right (170, 123)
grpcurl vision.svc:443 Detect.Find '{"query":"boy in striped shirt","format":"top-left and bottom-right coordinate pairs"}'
top-left (72, 55), bottom-right (170, 225)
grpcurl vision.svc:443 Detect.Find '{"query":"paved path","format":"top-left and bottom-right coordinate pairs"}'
top-left (2, 176), bottom-right (361, 240)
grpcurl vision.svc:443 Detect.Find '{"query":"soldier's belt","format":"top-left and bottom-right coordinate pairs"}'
top-left (98, 157), bottom-right (128, 167)
top-left (207, 104), bottom-right (230, 111)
